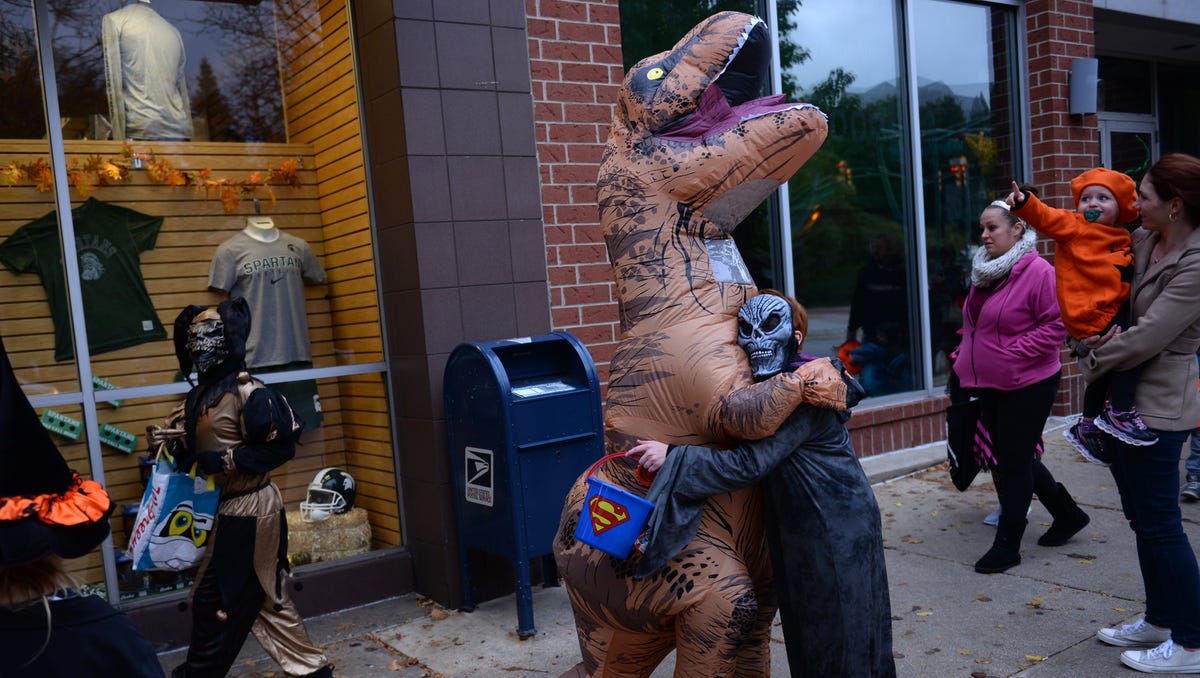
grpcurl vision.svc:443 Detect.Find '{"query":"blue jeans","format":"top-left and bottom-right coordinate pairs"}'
top-left (1109, 429), bottom-right (1200, 647)
top-left (1188, 432), bottom-right (1200, 477)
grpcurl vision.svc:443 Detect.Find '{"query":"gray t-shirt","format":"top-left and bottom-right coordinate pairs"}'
top-left (209, 231), bottom-right (326, 368)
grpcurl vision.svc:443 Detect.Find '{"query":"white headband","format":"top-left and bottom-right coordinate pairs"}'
top-left (988, 200), bottom-right (1011, 211)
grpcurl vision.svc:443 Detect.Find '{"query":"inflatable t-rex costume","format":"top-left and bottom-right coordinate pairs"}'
top-left (553, 12), bottom-right (843, 677)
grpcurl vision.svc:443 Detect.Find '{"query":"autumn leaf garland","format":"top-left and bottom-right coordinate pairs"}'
top-left (0, 143), bottom-right (302, 213)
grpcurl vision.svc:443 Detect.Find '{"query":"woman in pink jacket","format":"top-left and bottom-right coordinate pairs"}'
top-left (954, 200), bottom-right (1090, 574)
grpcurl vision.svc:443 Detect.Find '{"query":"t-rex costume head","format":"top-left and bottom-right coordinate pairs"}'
top-left (555, 12), bottom-right (856, 677)
top-left (599, 11), bottom-right (841, 448)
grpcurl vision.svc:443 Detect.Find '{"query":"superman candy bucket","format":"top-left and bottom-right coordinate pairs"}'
top-left (573, 452), bottom-right (655, 558)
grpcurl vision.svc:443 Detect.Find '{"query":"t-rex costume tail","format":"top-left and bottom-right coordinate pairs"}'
top-left (553, 12), bottom-right (843, 677)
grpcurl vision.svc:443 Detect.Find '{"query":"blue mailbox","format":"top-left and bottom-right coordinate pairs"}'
top-left (443, 331), bottom-right (603, 638)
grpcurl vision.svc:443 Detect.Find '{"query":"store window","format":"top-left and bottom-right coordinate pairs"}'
top-left (913, 0), bottom-right (1023, 388)
top-left (618, 0), bottom-right (1023, 399)
top-left (782, 0), bottom-right (915, 397)
top-left (0, 0), bottom-right (398, 605)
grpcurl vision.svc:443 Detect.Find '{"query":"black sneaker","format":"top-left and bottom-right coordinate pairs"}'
top-left (1183, 474), bottom-right (1200, 503)
top-left (1064, 419), bottom-right (1111, 466)
top-left (1096, 406), bottom-right (1158, 446)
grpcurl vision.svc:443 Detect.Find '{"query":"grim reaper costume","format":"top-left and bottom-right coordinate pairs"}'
top-left (162, 298), bottom-right (331, 678)
top-left (640, 293), bottom-right (895, 677)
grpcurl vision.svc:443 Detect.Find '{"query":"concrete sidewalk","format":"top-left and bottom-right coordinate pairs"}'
top-left (159, 416), bottom-right (1200, 677)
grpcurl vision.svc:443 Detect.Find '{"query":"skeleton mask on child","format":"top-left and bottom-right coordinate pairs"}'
top-left (737, 294), bottom-right (798, 382)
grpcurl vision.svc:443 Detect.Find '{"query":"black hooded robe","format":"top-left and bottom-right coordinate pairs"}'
top-left (638, 405), bottom-right (895, 677)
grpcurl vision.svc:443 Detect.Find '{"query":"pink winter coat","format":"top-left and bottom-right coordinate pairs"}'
top-left (954, 251), bottom-right (1066, 391)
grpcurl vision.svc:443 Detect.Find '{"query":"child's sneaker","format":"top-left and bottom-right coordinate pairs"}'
top-left (1064, 418), bottom-right (1111, 466)
top-left (1096, 405), bottom-right (1159, 446)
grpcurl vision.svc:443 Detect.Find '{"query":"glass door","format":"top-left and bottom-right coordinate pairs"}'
top-left (1099, 117), bottom-right (1156, 178)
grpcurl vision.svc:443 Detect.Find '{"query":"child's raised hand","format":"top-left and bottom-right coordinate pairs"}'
top-left (626, 439), bottom-right (669, 473)
top-left (1008, 180), bottom-right (1025, 206)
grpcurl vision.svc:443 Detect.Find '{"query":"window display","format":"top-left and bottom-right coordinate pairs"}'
top-left (102, 0), bottom-right (193, 141)
top-left (0, 0), bottom-right (398, 608)
top-left (0, 198), bottom-right (167, 361)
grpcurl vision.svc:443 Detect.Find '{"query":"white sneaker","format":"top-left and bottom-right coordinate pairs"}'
top-left (1098, 618), bottom-right (1172, 648)
top-left (1121, 639), bottom-right (1200, 673)
top-left (981, 506), bottom-right (1031, 527)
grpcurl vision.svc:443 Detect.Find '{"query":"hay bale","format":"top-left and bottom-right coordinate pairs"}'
top-left (286, 507), bottom-right (371, 564)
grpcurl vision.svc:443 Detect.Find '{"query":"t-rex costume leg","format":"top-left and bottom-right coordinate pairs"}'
top-left (553, 12), bottom-right (844, 677)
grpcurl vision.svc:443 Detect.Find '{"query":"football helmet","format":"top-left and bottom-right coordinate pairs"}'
top-left (300, 468), bottom-right (356, 523)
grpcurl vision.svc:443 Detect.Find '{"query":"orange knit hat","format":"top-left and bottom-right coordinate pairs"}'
top-left (1070, 167), bottom-right (1139, 224)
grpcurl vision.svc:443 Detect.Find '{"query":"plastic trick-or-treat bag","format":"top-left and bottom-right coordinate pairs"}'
top-left (128, 445), bottom-right (220, 571)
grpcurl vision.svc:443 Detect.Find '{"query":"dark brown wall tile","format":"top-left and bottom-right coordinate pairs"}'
top-left (497, 92), bottom-right (536, 156)
top-left (509, 219), bottom-right (547, 282)
top-left (435, 23), bottom-right (495, 90)
top-left (421, 287), bottom-right (466, 354)
top-left (396, 417), bottom-right (449, 485)
top-left (514, 281), bottom-right (552, 337)
top-left (396, 19), bottom-right (440, 88)
top-left (370, 157), bottom-right (415, 228)
top-left (358, 23), bottom-right (400, 100)
top-left (489, 0), bottom-right (526, 29)
top-left (399, 478), bottom-right (456, 547)
top-left (400, 89), bottom-right (447, 155)
top-left (503, 156), bottom-right (542, 219)
top-left (460, 284), bottom-right (518, 340)
top-left (377, 225), bottom-right (419, 292)
top-left (441, 91), bottom-right (502, 155)
top-left (351, 0), bottom-right (396, 38)
top-left (454, 221), bottom-right (513, 286)
top-left (414, 221), bottom-right (458, 288)
top-left (433, 0), bottom-right (489, 24)
top-left (391, 0), bottom-right (433, 21)
top-left (492, 26), bottom-right (532, 93)
top-left (366, 88), bottom-right (408, 164)
top-left (447, 156), bottom-right (505, 221)
top-left (407, 156), bottom-right (452, 222)
top-left (408, 539), bottom-right (461, 605)
top-left (382, 289), bottom-right (424, 356)
top-left (389, 355), bottom-right (435, 419)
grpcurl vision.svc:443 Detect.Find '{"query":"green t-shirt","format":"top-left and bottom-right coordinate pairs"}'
top-left (0, 198), bottom-right (166, 361)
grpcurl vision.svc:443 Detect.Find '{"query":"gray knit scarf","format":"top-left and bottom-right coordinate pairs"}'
top-left (970, 226), bottom-right (1037, 289)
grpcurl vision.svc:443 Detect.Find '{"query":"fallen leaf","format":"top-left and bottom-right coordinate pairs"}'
top-left (972, 594), bottom-right (992, 602)
top-left (1114, 607), bottom-right (1126, 612)
top-left (975, 657), bottom-right (993, 664)
top-left (429, 607), bottom-right (450, 621)
top-left (917, 610), bottom-right (933, 617)
top-left (388, 659), bottom-right (404, 671)
top-left (1025, 654), bottom-right (1044, 661)
top-left (957, 648), bottom-right (973, 655)
top-left (907, 538), bottom-right (923, 544)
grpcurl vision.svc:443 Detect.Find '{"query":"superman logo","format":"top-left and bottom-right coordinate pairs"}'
top-left (589, 495), bottom-right (630, 535)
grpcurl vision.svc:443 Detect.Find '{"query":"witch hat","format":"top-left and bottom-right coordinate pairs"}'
top-left (0, 332), bottom-right (112, 565)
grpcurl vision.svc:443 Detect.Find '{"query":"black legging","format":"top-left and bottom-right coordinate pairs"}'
top-left (172, 559), bottom-right (267, 678)
top-left (977, 371), bottom-right (1062, 522)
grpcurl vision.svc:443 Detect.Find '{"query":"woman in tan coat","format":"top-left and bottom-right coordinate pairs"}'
top-left (1079, 153), bottom-right (1200, 674)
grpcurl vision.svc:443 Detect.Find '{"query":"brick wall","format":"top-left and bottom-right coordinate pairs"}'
top-left (1025, 0), bottom-right (1098, 416)
top-left (526, 0), bottom-right (624, 385)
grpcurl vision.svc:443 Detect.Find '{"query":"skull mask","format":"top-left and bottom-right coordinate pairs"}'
top-left (737, 294), bottom-right (797, 381)
top-left (186, 310), bottom-right (228, 377)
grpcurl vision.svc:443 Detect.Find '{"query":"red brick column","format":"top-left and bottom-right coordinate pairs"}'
top-left (1024, 0), bottom-right (1098, 415)
top-left (526, 0), bottom-right (624, 386)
